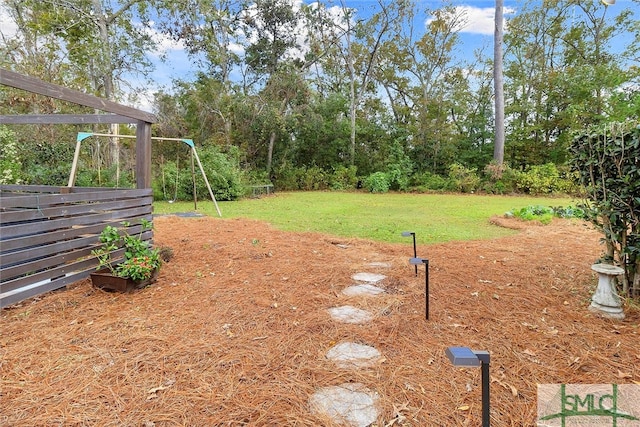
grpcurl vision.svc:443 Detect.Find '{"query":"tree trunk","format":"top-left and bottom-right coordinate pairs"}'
top-left (267, 131), bottom-right (276, 175)
top-left (92, 0), bottom-right (125, 172)
top-left (493, 0), bottom-right (505, 164)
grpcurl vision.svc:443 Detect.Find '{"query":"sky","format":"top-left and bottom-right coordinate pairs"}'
top-left (138, 0), bottom-right (514, 110)
top-left (0, 0), bottom-right (633, 112)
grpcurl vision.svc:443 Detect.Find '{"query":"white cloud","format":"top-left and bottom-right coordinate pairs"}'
top-left (144, 21), bottom-right (185, 58)
top-left (430, 5), bottom-right (516, 36)
top-left (229, 42), bottom-right (245, 56)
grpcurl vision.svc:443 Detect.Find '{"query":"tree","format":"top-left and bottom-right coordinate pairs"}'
top-left (385, 4), bottom-right (467, 174)
top-left (493, 0), bottom-right (505, 164)
top-left (1, 0), bottom-right (160, 185)
top-left (504, 0), bottom-right (637, 168)
top-left (336, 0), bottom-right (409, 165)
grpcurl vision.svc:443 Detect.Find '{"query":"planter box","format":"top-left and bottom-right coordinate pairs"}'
top-left (90, 269), bottom-right (158, 292)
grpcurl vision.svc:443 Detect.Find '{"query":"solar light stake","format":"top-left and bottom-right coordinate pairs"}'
top-left (445, 347), bottom-right (491, 427)
top-left (410, 257), bottom-right (429, 320)
top-left (401, 231), bottom-right (417, 276)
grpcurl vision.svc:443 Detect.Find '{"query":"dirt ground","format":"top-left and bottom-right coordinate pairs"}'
top-left (2, 214), bottom-right (639, 426)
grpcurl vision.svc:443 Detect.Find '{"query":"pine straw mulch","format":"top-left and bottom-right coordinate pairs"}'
top-left (2, 214), bottom-right (640, 426)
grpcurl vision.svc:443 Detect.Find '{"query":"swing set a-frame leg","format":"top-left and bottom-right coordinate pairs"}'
top-left (191, 147), bottom-right (222, 217)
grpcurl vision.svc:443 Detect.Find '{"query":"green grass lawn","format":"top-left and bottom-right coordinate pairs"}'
top-left (154, 192), bottom-right (577, 244)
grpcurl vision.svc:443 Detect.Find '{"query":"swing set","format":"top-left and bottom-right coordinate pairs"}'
top-left (67, 132), bottom-right (222, 217)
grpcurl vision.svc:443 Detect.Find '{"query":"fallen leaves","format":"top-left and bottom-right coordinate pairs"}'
top-left (147, 379), bottom-right (175, 400)
top-left (491, 376), bottom-right (519, 398)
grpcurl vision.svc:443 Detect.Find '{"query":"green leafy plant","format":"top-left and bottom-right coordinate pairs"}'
top-left (507, 205), bottom-right (555, 224)
top-left (364, 172), bottom-right (390, 193)
top-left (571, 122), bottom-right (640, 297)
top-left (447, 163), bottom-right (480, 193)
top-left (92, 219), bottom-right (161, 281)
top-left (506, 205), bottom-right (586, 224)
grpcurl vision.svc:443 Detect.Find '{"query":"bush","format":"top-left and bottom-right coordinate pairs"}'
top-left (329, 165), bottom-right (358, 190)
top-left (410, 171), bottom-right (448, 191)
top-left (506, 205), bottom-right (586, 224)
top-left (482, 163), bottom-right (519, 194)
top-left (514, 163), bottom-right (576, 195)
top-left (197, 146), bottom-right (245, 200)
top-left (447, 163), bottom-right (480, 193)
top-left (272, 165), bottom-right (302, 191)
top-left (508, 205), bottom-right (555, 224)
top-left (364, 172), bottom-right (390, 193)
top-left (154, 145), bottom-right (244, 201)
top-left (299, 166), bottom-right (329, 191)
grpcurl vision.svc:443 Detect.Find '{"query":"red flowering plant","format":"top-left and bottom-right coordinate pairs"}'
top-left (92, 219), bottom-right (161, 281)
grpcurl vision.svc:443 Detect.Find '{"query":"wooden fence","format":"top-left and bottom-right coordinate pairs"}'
top-left (0, 185), bottom-right (153, 308)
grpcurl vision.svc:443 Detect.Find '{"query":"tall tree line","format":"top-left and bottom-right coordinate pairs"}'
top-left (1, 0), bottom-right (638, 188)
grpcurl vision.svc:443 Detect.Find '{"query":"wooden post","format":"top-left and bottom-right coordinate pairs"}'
top-left (136, 121), bottom-right (152, 189)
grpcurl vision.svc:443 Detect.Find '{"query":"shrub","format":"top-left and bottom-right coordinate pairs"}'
top-left (571, 122), bottom-right (640, 296)
top-left (482, 163), bottom-right (519, 194)
top-left (299, 166), bottom-right (329, 191)
top-left (272, 164), bottom-right (302, 191)
top-left (410, 171), bottom-right (448, 191)
top-left (447, 163), bottom-right (480, 193)
top-left (506, 205), bottom-right (586, 224)
top-left (329, 165), bottom-right (358, 190)
top-left (514, 163), bottom-right (576, 195)
top-left (154, 145), bottom-right (245, 201)
top-left (364, 172), bottom-right (390, 193)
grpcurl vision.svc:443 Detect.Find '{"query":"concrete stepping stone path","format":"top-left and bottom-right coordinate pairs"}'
top-left (328, 305), bottom-right (373, 324)
top-left (326, 342), bottom-right (383, 369)
top-left (312, 268), bottom-right (390, 425)
top-left (352, 272), bottom-right (386, 283)
top-left (366, 262), bottom-right (391, 268)
top-left (309, 383), bottom-right (379, 427)
top-left (342, 283), bottom-right (386, 297)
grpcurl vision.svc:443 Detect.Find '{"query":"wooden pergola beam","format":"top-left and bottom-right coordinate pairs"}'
top-left (0, 114), bottom-right (139, 125)
top-left (0, 68), bottom-right (156, 123)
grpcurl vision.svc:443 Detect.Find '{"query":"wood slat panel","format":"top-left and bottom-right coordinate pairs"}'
top-left (0, 184), bottom-right (155, 308)
top-left (1, 229), bottom-right (150, 278)
top-left (1, 245), bottom-right (101, 290)
top-left (0, 196), bottom-right (153, 224)
top-left (0, 207), bottom-right (152, 239)
top-left (1, 260), bottom-right (97, 308)
top-left (0, 221), bottom-right (133, 252)
top-left (1, 185), bottom-right (125, 193)
top-left (0, 188), bottom-right (151, 209)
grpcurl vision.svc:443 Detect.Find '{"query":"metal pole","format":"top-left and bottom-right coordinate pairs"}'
top-left (191, 147), bottom-right (222, 217)
top-left (191, 149), bottom-right (197, 211)
top-left (425, 259), bottom-right (429, 320)
top-left (473, 351), bottom-right (491, 427)
top-left (482, 361), bottom-right (490, 427)
top-left (412, 234), bottom-right (418, 276)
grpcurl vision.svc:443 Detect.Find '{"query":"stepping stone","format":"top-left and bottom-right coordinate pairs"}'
top-left (352, 272), bottom-right (386, 283)
top-left (342, 284), bottom-right (386, 297)
top-left (326, 342), bottom-right (383, 369)
top-left (328, 306), bottom-right (373, 324)
top-left (309, 383), bottom-right (379, 427)
top-left (367, 262), bottom-right (391, 268)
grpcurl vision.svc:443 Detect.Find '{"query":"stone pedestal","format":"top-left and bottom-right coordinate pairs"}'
top-left (589, 264), bottom-right (625, 320)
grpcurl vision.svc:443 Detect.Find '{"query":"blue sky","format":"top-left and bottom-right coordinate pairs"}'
top-left (144, 0), bottom-right (512, 98)
top-left (1, 0), bottom-right (634, 111)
